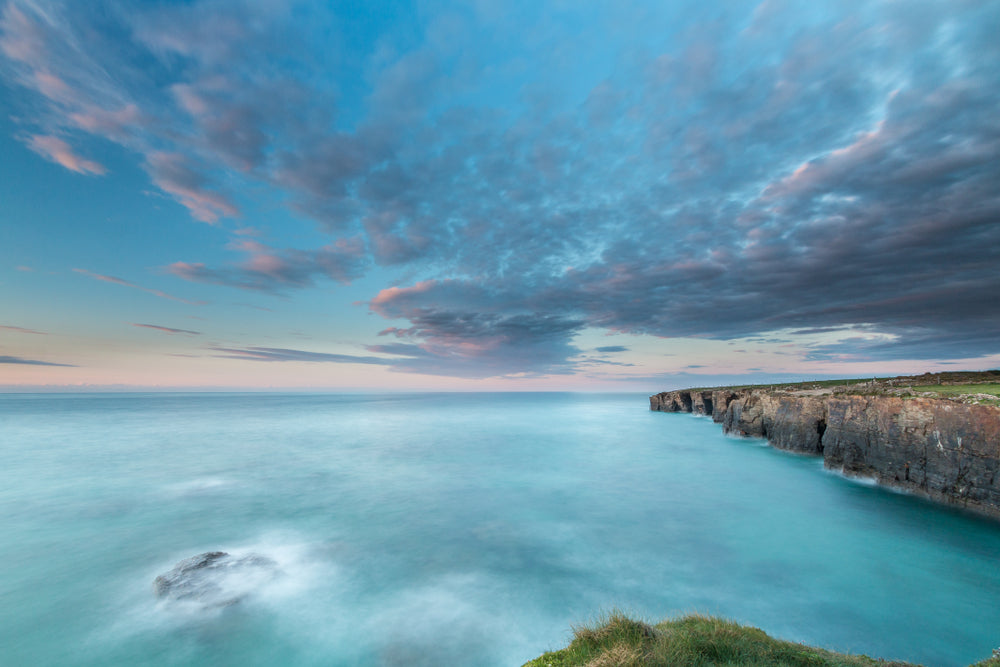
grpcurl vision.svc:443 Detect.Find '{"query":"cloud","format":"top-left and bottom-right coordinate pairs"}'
top-left (167, 237), bottom-right (368, 292)
top-left (0, 324), bottom-right (47, 335)
top-left (145, 152), bottom-right (238, 223)
top-left (27, 134), bottom-right (106, 174)
top-left (131, 323), bottom-right (201, 335)
top-left (73, 268), bottom-right (206, 305)
top-left (210, 305), bottom-right (586, 379)
top-left (370, 280), bottom-right (586, 377)
top-left (575, 355), bottom-right (635, 368)
top-left (0, 355), bottom-right (74, 366)
top-left (209, 346), bottom-right (387, 365)
top-left (5, 0), bottom-right (1000, 377)
top-left (595, 346), bottom-right (628, 353)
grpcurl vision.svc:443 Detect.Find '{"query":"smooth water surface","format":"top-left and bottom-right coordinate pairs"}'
top-left (1, 393), bottom-right (998, 666)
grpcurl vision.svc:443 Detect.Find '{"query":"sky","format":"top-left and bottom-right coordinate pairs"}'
top-left (1, 0), bottom-right (999, 392)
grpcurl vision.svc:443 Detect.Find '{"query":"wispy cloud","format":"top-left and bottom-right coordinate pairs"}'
top-left (73, 268), bottom-right (206, 305)
top-left (575, 356), bottom-right (635, 368)
top-left (131, 323), bottom-right (201, 335)
top-left (209, 346), bottom-right (387, 365)
top-left (145, 152), bottom-right (238, 223)
top-left (167, 237), bottom-right (367, 292)
top-left (0, 324), bottom-right (47, 335)
top-left (0, 354), bottom-right (74, 366)
top-left (209, 334), bottom-right (583, 378)
top-left (27, 134), bottom-right (106, 175)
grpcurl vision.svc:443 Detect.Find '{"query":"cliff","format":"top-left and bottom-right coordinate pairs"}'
top-left (650, 375), bottom-right (1000, 519)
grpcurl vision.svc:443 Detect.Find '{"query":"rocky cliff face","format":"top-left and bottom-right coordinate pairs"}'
top-left (650, 389), bottom-right (1000, 518)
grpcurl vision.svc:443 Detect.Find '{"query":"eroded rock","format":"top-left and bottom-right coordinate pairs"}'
top-left (651, 385), bottom-right (1000, 519)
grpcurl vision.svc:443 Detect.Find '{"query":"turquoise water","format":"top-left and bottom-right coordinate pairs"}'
top-left (1, 392), bottom-right (998, 666)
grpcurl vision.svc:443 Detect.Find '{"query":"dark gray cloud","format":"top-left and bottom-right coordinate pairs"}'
top-left (595, 346), bottom-right (628, 353)
top-left (0, 355), bottom-right (74, 366)
top-left (369, 311), bottom-right (585, 378)
top-left (365, 30), bottom-right (1000, 370)
top-left (362, 1), bottom-right (1000, 374)
top-left (368, 279), bottom-right (587, 376)
top-left (210, 307), bottom-right (585, 379)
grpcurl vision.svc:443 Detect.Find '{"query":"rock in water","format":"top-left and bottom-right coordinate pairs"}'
top-left (153, 551), bottom-right (279, 607)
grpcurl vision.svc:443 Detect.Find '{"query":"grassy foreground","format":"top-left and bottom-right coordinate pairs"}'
top-left (521, 612), bottom-right (1000, 667)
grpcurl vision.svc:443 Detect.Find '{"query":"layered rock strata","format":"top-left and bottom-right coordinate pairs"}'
top-left (650, 389), bottom-right (1000, 519)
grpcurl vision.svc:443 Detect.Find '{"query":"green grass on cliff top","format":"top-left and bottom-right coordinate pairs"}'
top-left (522, 612), bottom-right (1000, 667)
top-left (684, 377), bottom-right (872, 391)
top-left (682, 371), bottom-right (1000, 397)
top-left (910, 383), bottom-right (1000, 398)
top-left (686, 378), bottom-right (869, 392)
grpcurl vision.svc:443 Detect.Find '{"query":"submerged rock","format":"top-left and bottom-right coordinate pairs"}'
top-left (153, 551), bottom-right (279, 608)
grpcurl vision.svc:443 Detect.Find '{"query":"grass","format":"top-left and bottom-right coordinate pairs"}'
top-left (522, 612), bottom-right (1000, 667)
top-left (678, 371), bottom-right (1000, 402)
top-left (911, 383), bottom-right (1000, 397)
top-left (685, 378), bottom-right (877, 392)
top-left (908, 383), bottom-right (1000, 406)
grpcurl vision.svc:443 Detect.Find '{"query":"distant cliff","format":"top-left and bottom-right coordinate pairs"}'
top-left (650, 375), bottom-right (1000, 519)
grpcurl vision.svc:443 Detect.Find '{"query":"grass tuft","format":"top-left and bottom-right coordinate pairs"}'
top-left (571, 611), bottom-right (657, 653)
top-left (520, 612), bottom-right (965, 666)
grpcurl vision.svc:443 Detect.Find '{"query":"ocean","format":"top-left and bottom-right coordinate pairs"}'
top-left (1, 392), bottom-right (998, 666)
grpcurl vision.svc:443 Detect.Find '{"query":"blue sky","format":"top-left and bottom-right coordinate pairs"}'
top-left (1, 0), bottom-right (998, 390)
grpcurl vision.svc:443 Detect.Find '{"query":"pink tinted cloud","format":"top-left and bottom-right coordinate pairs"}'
top-left (763, 119), bottom-right (891, 200)
top-left (0, 4), bottom-right (40, 62)
top-left (168, 237), bottom-right (368, 291)
top-left (369, 280), bottom-right (438, 313)
top-left (244, 253), bottom-right (289, 278)
top-left (33, 71), bottom-right (73, 102)
top-left (27, 135), bottom-right (106, 175)
top-left (69, 104), bottom-right (142, 140)
top-left (172, 82), bottom-right (211, 117)
top-left (146, 152), bottom-right (239, 223)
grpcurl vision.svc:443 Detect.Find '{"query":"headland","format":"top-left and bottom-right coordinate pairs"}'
top-left (651, 371), bottom-right (1000, 519)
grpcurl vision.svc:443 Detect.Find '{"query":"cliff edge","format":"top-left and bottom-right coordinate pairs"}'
top-left (650, 371), bottom-right (1000, 519)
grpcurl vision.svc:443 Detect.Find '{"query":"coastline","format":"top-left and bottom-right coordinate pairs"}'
top-left (650, 372), bottom-right (1000, 520)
